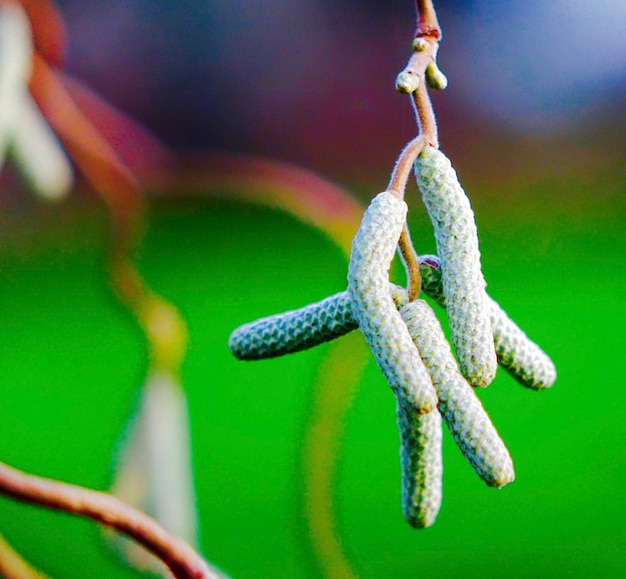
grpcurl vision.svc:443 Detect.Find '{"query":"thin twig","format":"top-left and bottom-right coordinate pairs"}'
top-left (412, 82), bottom-right (438, 148)
top-left (0, 462), bottom-right (213, 579)
top-left (387, 134), bottom-right (426, 197)
top-left (390, 0), bottom-right (444, 295)
top-left (415, 0), bottom-right (442, 39)
top-left (398, 225), bottom-right (422, 301)
top-left (387, 85), bottom-right (436, 295)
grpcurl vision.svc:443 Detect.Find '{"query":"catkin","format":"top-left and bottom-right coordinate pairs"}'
top-left (347, 192), bottom-right (437, 414)
top-left (396, 399), bottom-right (443, 528)
top-left (228, 291), bottom-right (357, 360)
top-left (401, 299), bottom-right (515, 487)
top-left (414, 147), bottom-right (496, 387)
top-left (228, 285), bottom-right (408, 361)
top-left (419, 255), bottom-right (556, 389)
top-left (489, 299), bottom-right (557, 389)
top-left (230, 252), bottom-right (556, 390)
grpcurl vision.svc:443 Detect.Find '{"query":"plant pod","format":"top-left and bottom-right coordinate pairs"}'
top-left (396, 399), bottom-right (443, 528)
top-left (419, 255), bottom-right (556, 389)
top-left (414, 147), bottom-right (496, 387)
top-left (401, 299), bottom-right (515, 487)
top-left (228, 285), bottom-right (409, 361)
top-left (348, 192), bottom-right (437, 414)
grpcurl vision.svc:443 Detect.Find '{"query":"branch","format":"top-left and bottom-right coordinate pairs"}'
top-left (398, 225), bottom-right (422, 301)
top-left (388, 0), bottom-right (447, 296)
top-left (414, 0), bottom-right (441, 39)
top-left (0, 461), bottom-right (215, 579)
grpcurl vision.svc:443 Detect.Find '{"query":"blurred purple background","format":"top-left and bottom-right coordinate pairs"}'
top-left (56, 0), bottom-right (624, 188)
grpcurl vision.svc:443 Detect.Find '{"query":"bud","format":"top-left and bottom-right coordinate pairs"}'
top-left (396, 70), bottom-right (420, 94)
top-left (425, 62), bottom-right (448, 90)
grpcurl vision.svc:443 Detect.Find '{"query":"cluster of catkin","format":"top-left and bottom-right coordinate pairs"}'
top-left (229, 146), bottom-right (555, 528)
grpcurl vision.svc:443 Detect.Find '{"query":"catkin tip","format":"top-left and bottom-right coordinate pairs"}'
top-left (490, 466), bottom-right (516, 489)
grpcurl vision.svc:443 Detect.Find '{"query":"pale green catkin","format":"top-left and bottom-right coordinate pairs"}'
top-left (396, 399), bottom-right (443, 528)
top-left (401, 299), bottom-right (515, 488)
top-left (347, 192), bottom-right (437, 414)
top-left (228, 285), bottom-right (408, 361)
top-left (228, 291), bottom-right (356, 360)
top-left (414, 147), bottom-right (496, 388)
top-left (419, 255), bottom-right (556, 389)
top-left (489, 299), bottom-right (557, 389)
top-left (229, 254), bottom-right (556, 390)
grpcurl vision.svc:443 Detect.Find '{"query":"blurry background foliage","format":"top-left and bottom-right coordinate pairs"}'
top-left (0, 0), bottom-right (625, 578)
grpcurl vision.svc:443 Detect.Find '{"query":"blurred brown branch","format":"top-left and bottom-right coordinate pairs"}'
top-left (0, 461), bottom-right (214, 579)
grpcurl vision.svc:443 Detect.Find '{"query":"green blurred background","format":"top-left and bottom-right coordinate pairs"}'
top-left (0, 162), bottom-right (624, 577)
top-left (0, 0), bottom-right (625, 577)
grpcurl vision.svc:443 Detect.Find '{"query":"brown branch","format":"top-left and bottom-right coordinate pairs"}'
top-left (0, 461), bottom-right (214, 579)
top-left (387, 135), bottom-right (426, 198)
top-left (390, 0), bottom-right (445, 297)
top-left (398, 225), bottom-right (421, 301)
top-left (414, 0), bottom-right (441, 39)
top-left (387, 77), bottom-right (439, 198)
top-left (397, 0), bottom-right (442, 96)
top-left (412, 82), bottom-right (438, 148)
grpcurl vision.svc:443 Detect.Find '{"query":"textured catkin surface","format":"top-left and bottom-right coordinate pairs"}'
top-left (414, 147), bottom-right (496, 387)
top-left (228, 291), bottom-right (357, 360)
top-left (489, 298), bottom-right (557, 389)
top-left (396, 399), bottom-right (443, 528)
top-left (401, 300), bottom-right (515, 487)
top-left (228, 285), bottom-right (409, 361)
top-left (347, 192), bottom-right (437, 414)
top-left (419, 254), bottom-right (556, 390)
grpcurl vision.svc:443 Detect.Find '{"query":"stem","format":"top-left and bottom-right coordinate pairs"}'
top-left (412, 82), bottom-right (438, 148)
top-left (415, 0), bottom-right (442, 39)
top-left (0, 462), bottom-right (214, 579)
top-left (398, 225), bottom-right (421, 301)
top-left (387, 135), bottom-right (426, 198)
top-left (387, 80), bottom-right (439, 198)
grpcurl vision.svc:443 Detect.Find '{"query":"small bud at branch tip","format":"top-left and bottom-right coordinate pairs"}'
top-left (425, 62), bottom-right (448, 90)
top-left (396, 71), bottom-right (420, 94)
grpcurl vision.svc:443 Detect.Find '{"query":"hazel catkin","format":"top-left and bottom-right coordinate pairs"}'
top-left (418, 255), bottom-right (556, 389)
top-left (401, 299), bottom-right (515, 488)
top-left (347, 192), bottom-right (437, 414)
top-left (414, 147), bottom-right (496, 388)
top-left (396, 399), bottom-right (442, 528)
